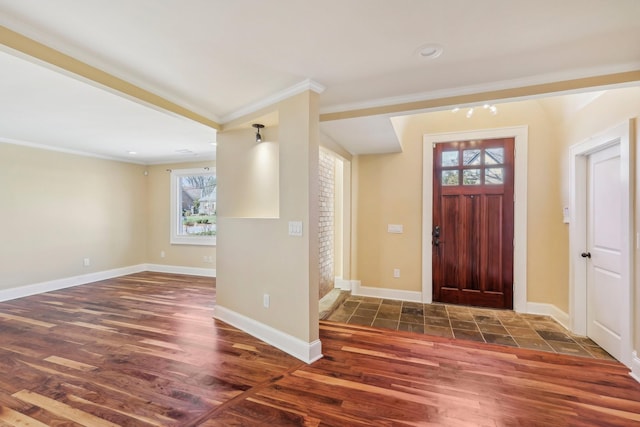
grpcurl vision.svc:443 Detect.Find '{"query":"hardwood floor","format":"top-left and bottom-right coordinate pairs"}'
top-left (0, 272), bottom-right (639, 426)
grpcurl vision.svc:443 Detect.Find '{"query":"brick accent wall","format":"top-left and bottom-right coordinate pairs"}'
top-left (318, 150), bottom-right (335, 299)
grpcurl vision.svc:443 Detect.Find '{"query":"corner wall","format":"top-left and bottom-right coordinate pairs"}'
top-left (215, 91), bottom-right (321, 362)
top-left (355, 100), bottom-right (565, 309)
top-left (146, 160), bottom-right (216, 271)
top-left (0, 143), bottom-right (148, 289)
top-left (554, 86), bottom-right (640, 374)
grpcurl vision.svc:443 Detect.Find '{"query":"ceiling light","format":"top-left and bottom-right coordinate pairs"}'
top-left (252, 123), bottom-right (265, 142)
top-left (128, 151), bottom-right (137, 155)
top-left (451, 104), bottom-right (498, 118)
top-left (417, 43), bottom-right (443, 59)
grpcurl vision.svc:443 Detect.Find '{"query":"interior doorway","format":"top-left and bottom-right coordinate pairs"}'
top-left (569, 120), bottom-right (633, 367)
top-left (432, 138), bottom-right (515, 309)
top-left (423, 126), bottom-right (528, 312)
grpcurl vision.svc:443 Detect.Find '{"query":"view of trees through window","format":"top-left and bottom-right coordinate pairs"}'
top-left (178, 174), bottom-right (216, 236)
top-left (441, 147), bottom-right (505, 186)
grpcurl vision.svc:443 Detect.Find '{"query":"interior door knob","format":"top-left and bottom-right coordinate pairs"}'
top-left (581, 252), bottom-right (591, 258)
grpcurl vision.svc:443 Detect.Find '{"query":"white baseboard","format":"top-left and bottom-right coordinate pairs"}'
top-left (0, 264), bottom-right (215, 303)
top-left (334, 277), bottom-right (354, 291)
top-left (352, 281), bottom-right (422, 302)
top-left (631, 351), bottom-right (640, 384)
top-left (0, 264), bottom-right (147, 302)
top-left (146, 264), bottom-right (216, 277)
top-left (526, 302), bottom-right (571, 331)
top-left (214, 305), bottom-right (323, 364)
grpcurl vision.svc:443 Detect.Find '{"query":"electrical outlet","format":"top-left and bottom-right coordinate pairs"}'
top-left (83, 258), bottom-right (90, 267)
top-left (393, 268), bottom-right (400, 278)
top-left (263, 294), bottom-right (270, 308)
top-left (160, 251), bottom-right (165, 258)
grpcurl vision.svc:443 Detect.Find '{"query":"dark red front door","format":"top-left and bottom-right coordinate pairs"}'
top-left (432, 138), bottom-right (515, 309)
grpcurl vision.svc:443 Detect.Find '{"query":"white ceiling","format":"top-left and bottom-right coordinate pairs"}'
top-left (1, 0), bottom-right (639, 162)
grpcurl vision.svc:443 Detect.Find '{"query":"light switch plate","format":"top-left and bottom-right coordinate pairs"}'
top-left (388, 224), bottom-right (403, 234)
top-left (288, 221), bottom-right (303, 237)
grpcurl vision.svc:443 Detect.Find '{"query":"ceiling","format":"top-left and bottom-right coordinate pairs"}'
top-left (1, 0), bottom-right (639, 163)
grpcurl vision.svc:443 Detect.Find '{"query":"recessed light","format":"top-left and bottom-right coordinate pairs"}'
top-left (416, 43), bottom-right (443, 59)
top-left (128, 151), bottom-right (137, 155)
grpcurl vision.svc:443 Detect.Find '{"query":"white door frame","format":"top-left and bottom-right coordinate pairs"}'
top-left (569, 120), bottom-right (633, 368)
top-left (422, 126), bottom-right (528, 312)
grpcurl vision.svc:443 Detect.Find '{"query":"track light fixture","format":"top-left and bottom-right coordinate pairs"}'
top-left (252, 123), bottom-right (264, 142)
top-left (451, 104), bottom-right (498, 118)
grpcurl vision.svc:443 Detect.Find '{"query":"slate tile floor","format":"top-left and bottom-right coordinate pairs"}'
top-left (327, 296), bottom-right (614, 360)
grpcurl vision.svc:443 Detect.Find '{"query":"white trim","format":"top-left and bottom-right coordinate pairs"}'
top-left (526, 302), bottom-right (571, 331)
top-left (568, 120), bottom-right (633, 368)
top-left (0, 136), bottom-right (147, 165)
top-left (422, 126), bottom-right (528, 311)
top-left (351, 281), bottom-right (422, 302)
top-left (146, 264), bottom-right (216, 277)
top-left (214, 305), bottom-right (323, 364)
top-left (0, 264), bottom-right (215, 303)
top-left (221, 79), bottom-right (326, 124)
top-left (631, 352), bottom-right (640, 384)
top-left (334, 277), bottom-right (353, 291)
top-left (0, 264), bottom-right (147, 302)
top-left (319, 62), bottom-right (640, 115)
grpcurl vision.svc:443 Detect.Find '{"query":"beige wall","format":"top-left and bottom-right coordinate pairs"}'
top-left (217, 91), bottom-right (320, 343)
top-left (354, 86), bottom-right (640, 360)
top-left (0, 143), bottom-right (147, 289)
top-left (552, 86), bottom-right (640, 365)
top-left (355, 99), bottom-right (566, 309)
top-left (0, 143), bottom-right (216, 293)
top-left (146, 160), bottom-right (216, 268)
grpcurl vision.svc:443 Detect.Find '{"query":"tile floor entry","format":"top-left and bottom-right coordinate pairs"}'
top-left (327, 296), bottom-right (614, 360)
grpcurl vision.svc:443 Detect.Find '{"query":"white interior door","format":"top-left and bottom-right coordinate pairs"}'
top-left (586, 143), bottom-right (627, 360)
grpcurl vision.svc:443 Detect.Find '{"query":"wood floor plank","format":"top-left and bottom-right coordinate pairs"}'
top-left (12, 390), bottom-right (121, 427)
top-left (0, 406), bottom-right (50, 427)
top-left (1, 272), bottom-right (639, 426)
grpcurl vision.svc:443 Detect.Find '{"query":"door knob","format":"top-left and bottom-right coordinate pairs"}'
top-left (581, 252), bottom-right (591, 259)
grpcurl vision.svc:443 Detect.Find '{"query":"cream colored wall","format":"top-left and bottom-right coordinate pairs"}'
top-left (0, 143), bottom-right (147, 289)
top-left (552, 86), bottom-right (640, 365)
top-left (355, 100), bottom-right (567, 309)
top-left (556, 87), bottom-right (640, 204)
top-left (216, 91), bottom-right (320, 342)
top-left (146, 160), bottom-right (216, 268)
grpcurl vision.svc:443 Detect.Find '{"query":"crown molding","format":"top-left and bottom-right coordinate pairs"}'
top-left (221, 78), bottom-right (326, 124)
top-left (319, 63), bottom-right (640, 121)
top-left (0, 136), bottom-right (147, 165)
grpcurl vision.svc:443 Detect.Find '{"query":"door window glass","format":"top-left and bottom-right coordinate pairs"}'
top-left (442, 170), bottom-right (459, 185)
top-left (485, 148), bottom-right (504, 165)
top-left (463, 169), bottom-right (481, 185)
top-left (485, 167), bottom-right (504, 184)
top-left (463, 149), bottom-right (481, 165)
top-left (442, 151), bottom-right (459, 166)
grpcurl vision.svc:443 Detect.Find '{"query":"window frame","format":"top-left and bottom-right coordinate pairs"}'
top-left (170, 167), bottom-right (216, 246)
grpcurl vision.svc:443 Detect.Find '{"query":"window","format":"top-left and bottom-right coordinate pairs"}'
top-left (440, 146), bottom-right (505, 186)
top-left (170, 168), bottom-right (216, 246)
